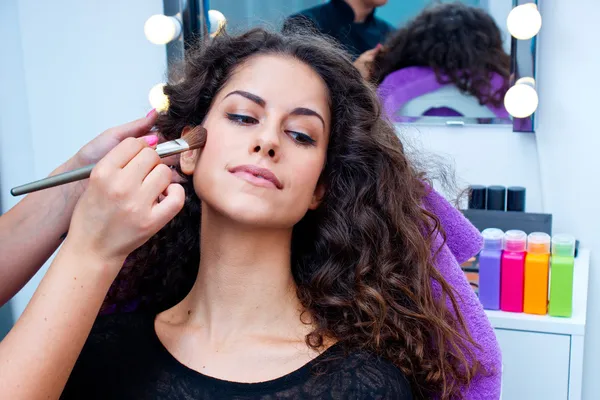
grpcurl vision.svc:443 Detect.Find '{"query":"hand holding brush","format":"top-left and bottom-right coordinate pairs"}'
top-left (11, 126), bottom-right (207, 196)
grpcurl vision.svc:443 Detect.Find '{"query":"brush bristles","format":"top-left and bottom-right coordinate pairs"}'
top-left (181, 126), bottom-right (207, 150)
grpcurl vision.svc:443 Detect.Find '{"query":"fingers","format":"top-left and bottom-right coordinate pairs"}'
top-left (122, 147), bottom-right (162, 184)
top-left (353, 45), bottom-right (382, 80)
top-left (141, 164), bottom-right (172, 199)
top-left (109, 109), bottom-right (158, 142)
top-left (356, 45), bottom-right (382, 63)
top-left (96, 137), bottom-right (148, 170)
top-left (151, 183), bottom-right (185, 228)
top-left (161, 153), bottom-right (180, 166)
top-left (362, 51), bottom-right (379, 63)
top-left (363, 47), bottom-right (379, 58)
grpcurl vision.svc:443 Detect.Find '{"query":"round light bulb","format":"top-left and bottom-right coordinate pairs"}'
top-left (507, 3), bottom-right (542, 40)
top-left (504, 81), bottom-right (538, 118)
top-left (208, 10), bottom-right (227, 37)
top-left (148, 83), bottom-right (169, 112)
top-left (144, 15), bottom-right (182, 45)
top-left (516, 77), bottom-right (536, 86)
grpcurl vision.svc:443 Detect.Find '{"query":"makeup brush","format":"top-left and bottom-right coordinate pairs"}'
top-left (11, 126), bottom-right (207, 196)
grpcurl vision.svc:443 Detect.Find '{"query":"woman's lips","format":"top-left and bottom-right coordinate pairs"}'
top-left (229, 165), bottom-right (283, 189)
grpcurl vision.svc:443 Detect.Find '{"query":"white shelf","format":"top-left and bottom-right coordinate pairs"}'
top-left (484, 249), bottom-right (590, 336)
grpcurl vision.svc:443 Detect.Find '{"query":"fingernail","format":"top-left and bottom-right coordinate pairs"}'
top-left (142, 135), bottom-right (159, 146)
top-left (146, 109), bottom-right (157, 118)
top-left (376, 43), bottom-right (382, 49)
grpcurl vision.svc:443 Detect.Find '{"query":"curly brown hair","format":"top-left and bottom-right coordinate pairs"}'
top-left (105, 27), bottom-right (484, 398)
top-left (371, 2), bottom-right (510, 108)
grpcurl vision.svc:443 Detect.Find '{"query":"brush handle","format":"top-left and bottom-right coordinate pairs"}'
top-left (10, 138), bottom-right (192, 196)
top-left (11, 164), bottom-right (96, 196)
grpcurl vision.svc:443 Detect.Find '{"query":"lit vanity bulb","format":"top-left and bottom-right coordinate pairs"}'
top-left (504, 78), bottom-right (538, 118)
top-left (144, 15), bottom-right (182, 45)
top-left (148, 83), bottom-right (169, 112)
top-left (208, 10), bottom-right (227, 37)
top-left (507, 3), bottom-right (542, 40)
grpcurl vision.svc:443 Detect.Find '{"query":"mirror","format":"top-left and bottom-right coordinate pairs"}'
top-left (165, 0), bottom-right (539, 132)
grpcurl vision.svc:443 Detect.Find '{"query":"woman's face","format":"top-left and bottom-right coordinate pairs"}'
top-left (181, 54), bottom-right (331, 228)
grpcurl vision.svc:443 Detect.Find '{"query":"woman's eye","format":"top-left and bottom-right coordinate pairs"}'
top-left (226, 113), bottom-right (315, 146)
top-left (226, 113), bottom-right (258, 125)
top-left (288, 131), bottom-right (316, 146)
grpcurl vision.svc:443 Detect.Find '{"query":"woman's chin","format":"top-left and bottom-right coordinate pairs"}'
top-left (208, 201), bottom-right (305, 230)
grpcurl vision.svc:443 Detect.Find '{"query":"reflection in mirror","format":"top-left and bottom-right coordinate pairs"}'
top-left (372, 2), bottom-right (512, 125)
top-left (168, 1), bottom-right (539, 132)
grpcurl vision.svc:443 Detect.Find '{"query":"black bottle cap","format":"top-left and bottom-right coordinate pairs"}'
top-left (468, 185), bottom-right (487, 209)
top-left (507, 186), bottom-right (526, 212)
top-left (487, 185), bottom-right (506, 211)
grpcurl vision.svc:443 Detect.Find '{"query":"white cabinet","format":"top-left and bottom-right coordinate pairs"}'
top-left (485, 249), bottom-right (590, 400)
top-left (495, 329), bottom-right (570, 399)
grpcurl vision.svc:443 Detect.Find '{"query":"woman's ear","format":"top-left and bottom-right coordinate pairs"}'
top-left (179, 126), bottom-right (200, 175)
top-left (309, 184), bottom-right (326, 210)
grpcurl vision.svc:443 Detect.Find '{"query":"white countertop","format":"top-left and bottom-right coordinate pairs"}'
top-left (484, 249), bottom-right (590, 336)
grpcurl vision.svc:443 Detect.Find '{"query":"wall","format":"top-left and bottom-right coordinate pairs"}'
top-left (0, 0), bottom-right (167, 317)
top-left (0, 0), bottom-right (37, 337)
top-left (399, 124), bottom-right (543, 211)
top-left (535, 1), bottom-right (600, 398)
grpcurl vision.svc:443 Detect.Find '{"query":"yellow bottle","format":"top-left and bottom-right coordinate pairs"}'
top-left (523, 232), bottom-right (551, 315)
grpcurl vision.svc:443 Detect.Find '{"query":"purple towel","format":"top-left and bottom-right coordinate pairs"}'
top-left (423, 187), bottom-right (501, 399)
top-left (378, 66), bottom-right (510, 121)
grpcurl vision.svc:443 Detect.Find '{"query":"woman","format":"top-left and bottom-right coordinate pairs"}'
top-left (1, 28), bottom-right (494, 399)
top-left (370, 3), bottom-right (511, 120)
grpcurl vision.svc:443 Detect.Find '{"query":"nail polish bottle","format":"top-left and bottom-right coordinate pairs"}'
top-left (549, 234), bottom-right (576, 317)
top-left (523, 232), bottom-right (551, 315)
top-left (478, 228), bottom-right (504, 310)
top-left (500, 230), bottom-right (527, 312)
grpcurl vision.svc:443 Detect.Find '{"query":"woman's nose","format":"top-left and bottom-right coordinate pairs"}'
top-left (250, 125), bottom-right (281, 160)
top-left (253, 144), bottom-right (277, 158)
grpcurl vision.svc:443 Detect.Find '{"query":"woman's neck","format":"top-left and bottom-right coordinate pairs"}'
top-left (170, 207), bottom-right (308, 345)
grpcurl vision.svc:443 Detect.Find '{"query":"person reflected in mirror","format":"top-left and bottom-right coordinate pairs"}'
top-left (370, 3), bottom-right (511, 121)
top-left (283, 0), bottom-right (393, 78)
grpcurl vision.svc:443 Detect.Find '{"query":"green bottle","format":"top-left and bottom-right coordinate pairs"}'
top-left (548, 234), bottom-right (576, 317)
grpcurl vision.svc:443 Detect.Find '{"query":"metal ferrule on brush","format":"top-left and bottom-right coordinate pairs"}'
top-left (155, 138), bottom-right (190, 157)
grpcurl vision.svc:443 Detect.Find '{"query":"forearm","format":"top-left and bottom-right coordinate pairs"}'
top-left (0, 156), bottom-right (86, 306)
top-left (0, 241), bottom-right (120, 399)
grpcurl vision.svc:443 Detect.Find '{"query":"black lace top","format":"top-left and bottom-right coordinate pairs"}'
top-left (61, 312), bottom-right (412, 399)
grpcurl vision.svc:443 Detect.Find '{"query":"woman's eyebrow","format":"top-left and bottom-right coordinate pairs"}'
top-left (224, 90), bottom-right (325, 128)
top-left (290, 107), bottom-right (325, 129)
top-left (224, 90), bottom-right (266, 107)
